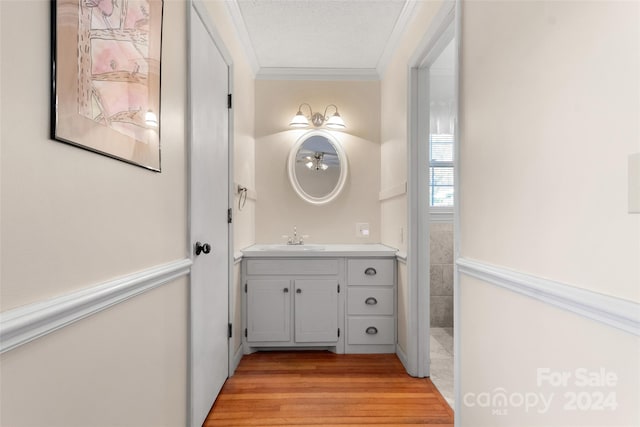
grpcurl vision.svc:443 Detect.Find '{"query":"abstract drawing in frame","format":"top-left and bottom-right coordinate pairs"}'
top-left (52, 0), bottom-right (164, 171)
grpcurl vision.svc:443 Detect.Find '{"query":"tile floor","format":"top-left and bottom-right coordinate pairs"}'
top-left (430, 327), bottom-right (454, 407)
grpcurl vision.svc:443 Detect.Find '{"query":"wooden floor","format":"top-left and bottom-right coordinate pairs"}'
top-left (203, 351), bottom-right (454, 426)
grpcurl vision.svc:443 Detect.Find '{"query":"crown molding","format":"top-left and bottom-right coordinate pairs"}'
top-left (255, 67), bottom-right (380, 81)
top-left (377, 0), bottom-right (420, 78)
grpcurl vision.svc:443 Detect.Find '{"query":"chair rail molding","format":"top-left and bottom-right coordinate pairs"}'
top-left (457, 257), bottom-right (640, 336)
top-left (0, 258), bottom-right (192, 354)
top-left (379, 181), bottom-right (407, 201)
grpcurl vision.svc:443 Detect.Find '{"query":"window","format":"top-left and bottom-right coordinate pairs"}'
top-left (429, 133), bottom-right (454, 207)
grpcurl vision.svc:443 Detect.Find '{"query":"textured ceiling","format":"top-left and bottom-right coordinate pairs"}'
top-left (230, 0), bottom-right (412, 78)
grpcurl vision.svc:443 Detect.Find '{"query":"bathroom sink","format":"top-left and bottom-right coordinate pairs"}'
top-left (260, 244), bottom-right (325, 251)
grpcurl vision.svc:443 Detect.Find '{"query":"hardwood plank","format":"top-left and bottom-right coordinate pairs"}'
top-left (203, 351), bottom-right (454, 426)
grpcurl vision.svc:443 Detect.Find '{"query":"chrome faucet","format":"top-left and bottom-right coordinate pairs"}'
top-left (287, 226), bottom-right (304, 245)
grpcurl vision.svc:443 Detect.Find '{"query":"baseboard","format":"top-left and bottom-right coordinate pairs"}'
top-left (230, 343), bottom-right (243, 376)
top-left (0, 258), bottom-right (192, 354)
top-left (396, 344), bottom-right (409, 371)
top-left (457, 257), bottom-right (640, 336)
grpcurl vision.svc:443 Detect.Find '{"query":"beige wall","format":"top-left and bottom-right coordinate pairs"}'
top-left (459, 1), bottom-right (640, 425)
top-left (254, 80), bottom-right (381, 245)
top-left (0, 279), bottom-right (188, 427)
top-left (1, 0), bottom-right (188, 311)
top-left (460, 0), bottom-right (640, 301)
top-left (0, 0), bottom-right (189, 425)
top-left (380, 1), bottom-right (445, 253)
top-left (0, 0), bottom-right (255, 425)
top-left (460, 277), bottom-right (640, 426)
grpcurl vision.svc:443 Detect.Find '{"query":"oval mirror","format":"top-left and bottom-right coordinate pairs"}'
top-left (287, 130), bottom-right (348, 205)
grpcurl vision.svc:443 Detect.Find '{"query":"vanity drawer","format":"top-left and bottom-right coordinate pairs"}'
top-left (347, 259), bottom-right (394, 286)
top-left (246, 259), bottom-right (339, 276)
top-left (347, 317), bottom-right (395, 345)
top-left (347, 288), bottom-right (393, 315)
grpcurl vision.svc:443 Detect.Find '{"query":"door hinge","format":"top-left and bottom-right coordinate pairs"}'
top-left (337, 283), bottom-right (340, 293)
top-left (338, 328), bottom-right (340, 338)
top-left (228, 323), bottom-right (233, 338)
top-left (228, 208), bottom-right (233, 224)
top-left (244, 283), bottom-right (247, 293)
top-left (244, 328), bottom-right (248, 338)
top-left (227, 93), bottom-right (232, 109)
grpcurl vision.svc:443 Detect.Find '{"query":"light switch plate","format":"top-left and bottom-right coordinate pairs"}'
top-left (629, 153), bottom-right (640, 214)
top-left (356, 223), bottom-right (370, 238)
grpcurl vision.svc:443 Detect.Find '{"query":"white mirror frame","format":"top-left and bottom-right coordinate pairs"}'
top-left (287, 130), bottom-right (348, 205)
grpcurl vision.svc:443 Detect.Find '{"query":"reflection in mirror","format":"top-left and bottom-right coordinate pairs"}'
top-left (288, 130), bottom-right (348, 205)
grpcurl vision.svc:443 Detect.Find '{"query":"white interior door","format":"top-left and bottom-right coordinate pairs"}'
top-left (189, 6), bottom-right (229, 426)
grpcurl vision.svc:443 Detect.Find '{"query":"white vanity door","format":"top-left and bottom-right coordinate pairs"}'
top-left (247, 279), bottom-right (291, 342)
top-left (294, 280), bottom-right (339, 343)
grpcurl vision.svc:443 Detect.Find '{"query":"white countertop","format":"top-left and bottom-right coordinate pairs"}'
top-left (241, 243), bottom-right (398, 258)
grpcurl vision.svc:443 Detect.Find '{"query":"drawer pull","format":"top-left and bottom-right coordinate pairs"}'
top-left (283, 288), bottom-right (289, 293)
top-left (364, 267), bottom-right (377, 276)
top-left (365, 326), bottom-right (378, 335)
top-left (296, 288), bottom-right (302, 294)
top-left (365, 297), bottom-right (378, 305)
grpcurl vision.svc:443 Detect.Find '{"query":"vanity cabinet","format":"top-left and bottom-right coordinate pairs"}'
top-left (345, 258), bottom-right (396, 353)
top-left (243, 259), bottom-right (343, 353)
top-left (241, 246), bottom-right (397, 355)
top-left (246, 278), bottom-right (339, 344)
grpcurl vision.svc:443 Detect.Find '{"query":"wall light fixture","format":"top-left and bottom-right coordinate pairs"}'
top-left (145, 110), bottom-right (159, 127)
top-left (289, 103), bottom-right (346, 129)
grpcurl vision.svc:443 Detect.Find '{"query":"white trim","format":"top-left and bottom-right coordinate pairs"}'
top-left (396, 252), bottom-right (407, 264)
top-left (430, 208), bottom-right (454, 223)
top-left (379, 182), bottom-right (407, 201)
top-left (0, 259), bottom-right (192, 354)
top-left (457, 258), bottom-right (640, 337)
top-left (191, 1), bottom-right (233, 67)
top-left (223, 0), bottom-right (259, 76)
top-left (233, 252), bottom-right (243, 265)
top-left (377, 0), bottom-right (420, 78)
top-left (453, 0), bottom-right (462, 424)
top-left (255, 67), bottom-right (380, 81)
top-left (406, 0), bottom-right (456, 379)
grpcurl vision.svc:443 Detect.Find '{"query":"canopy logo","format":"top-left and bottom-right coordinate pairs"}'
top-left (463, 368), bottom-right (619, 416)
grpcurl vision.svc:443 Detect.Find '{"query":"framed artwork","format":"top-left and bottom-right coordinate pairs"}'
top-left (52, 0), bottom-right (164, 171)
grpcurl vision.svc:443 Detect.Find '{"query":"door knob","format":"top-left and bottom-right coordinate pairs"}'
top-left (194, 241), bottom-right (211, 255)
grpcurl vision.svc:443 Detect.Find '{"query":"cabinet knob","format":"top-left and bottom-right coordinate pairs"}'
top-left (365, 326), bottom-right (378, 335)
top-left (283, 288), bottom-right (289, 293)
top-left (365, 297), bottom-right (378, 305)
top-left (364, 267), bottom-right (377, 276)
top-left (296, 289), bottom-right (302, 294)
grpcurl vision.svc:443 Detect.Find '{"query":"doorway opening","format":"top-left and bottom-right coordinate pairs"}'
top-left (406, 0), bottom-right (457, 412)
top-left (426, 36), bottom-right (455, 407)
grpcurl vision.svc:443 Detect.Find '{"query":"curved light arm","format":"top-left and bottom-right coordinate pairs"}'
top-left (290, 103), bottom-right (346, 129)
top-left (298, 103), bottom-right (313, 118)
top-left (323, 104), bottom-right (339, 118)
